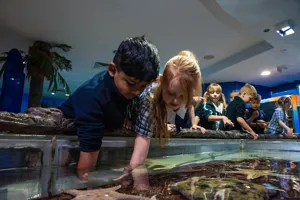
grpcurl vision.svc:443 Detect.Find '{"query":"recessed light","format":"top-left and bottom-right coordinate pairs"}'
top-left (65, 93), bottom-right (70, 97)
top-left (51, 92), bottom-right (55, 95)
top-left (261, 71), bottom-right (271, 76)
top-left (203, 55), bottom-right (215, 60)
top-left (275, 20), bottom-right (295, 37)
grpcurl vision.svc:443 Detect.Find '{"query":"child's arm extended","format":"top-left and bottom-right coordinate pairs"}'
top-left (129, 135), bottom-right (151, 168)
top-left (278, 120), bottom-right (293, 137)
top-left (237, 117), bottom-right (257, 140)
top-left (208, 115), bottom-right (234, 126)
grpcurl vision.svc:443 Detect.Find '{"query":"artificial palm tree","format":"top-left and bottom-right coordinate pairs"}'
top-left (0, 41), bottom-right (72, 108)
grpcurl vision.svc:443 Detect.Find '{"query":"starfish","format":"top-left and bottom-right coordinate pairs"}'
top-left (223, 169), bottom-right (300, 180)
top-left (63, 185), bottom-right (156, 200)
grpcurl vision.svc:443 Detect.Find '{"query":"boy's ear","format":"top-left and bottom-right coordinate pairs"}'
top-left (108, 62), bottom-right (117, 77)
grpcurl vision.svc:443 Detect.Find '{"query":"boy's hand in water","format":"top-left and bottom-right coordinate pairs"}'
top-left (123, 120), bottom-right (132, 130)
top-left (191, 125), bottom-right (206, 134)
top-left (250, 131), bottom-right (258, 140)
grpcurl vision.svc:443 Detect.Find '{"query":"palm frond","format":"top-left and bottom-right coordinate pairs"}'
top-left (47, 70), bottom-right (56, 92)
top-left (50, 44), bottom-right (72, 52)
top-left (57, 72), bottom-right (71, 94)
top-left (0, 62), bottom-right (6, 78)
top-left (52, 52), bottom-right (72, 71)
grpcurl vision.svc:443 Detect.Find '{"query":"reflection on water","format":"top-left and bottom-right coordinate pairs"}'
top-left (34, 150), bottom-right (300, 200)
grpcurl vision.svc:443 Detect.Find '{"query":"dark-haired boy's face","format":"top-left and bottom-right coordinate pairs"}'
top-left (250, 100), bottom-right (260, 110)
top-left (108, 63), bottom-right (150, 99)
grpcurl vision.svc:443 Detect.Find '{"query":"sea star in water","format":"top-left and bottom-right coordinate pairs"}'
top-left (63, 185), bottom-right (156, 200)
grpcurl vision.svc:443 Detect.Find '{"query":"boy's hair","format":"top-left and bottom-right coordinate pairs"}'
top-left (113, 35), bottom-right (160, 82)
top-left (252, 94), bottom-right (262, 103)
top-left (230, 90), bottom-right (239, 94)
top-left (151, 50), bottom-right (202, 147)
top-left (204, 83), bottom-right (228, 109)
top-left (240, 83), bottom-right (257, 97)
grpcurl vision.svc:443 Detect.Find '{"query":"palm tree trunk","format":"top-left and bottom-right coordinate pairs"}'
top-left (28, 75), bottom-right (44, 108)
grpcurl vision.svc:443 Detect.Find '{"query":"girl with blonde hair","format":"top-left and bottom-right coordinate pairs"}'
top-left (121, 50), bottom-right (204, 173)
top-left (195, 83), bottom-right (233, 130)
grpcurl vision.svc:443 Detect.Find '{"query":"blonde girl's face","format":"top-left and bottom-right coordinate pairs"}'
top-left (162, 77), bottom-right (185, 110)
top-left (208, 89), bottom-right (221, 103)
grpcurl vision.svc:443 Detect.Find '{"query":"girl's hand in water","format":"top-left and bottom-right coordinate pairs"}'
top-left (167, 124), bottom-right (176, 132)
top-left (191, 125), bottom-right (206, 134)
top-left (222, 117), bottom-right (234, 127)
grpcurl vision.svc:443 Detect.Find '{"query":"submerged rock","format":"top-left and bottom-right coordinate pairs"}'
top-left (171, 177), bottom-right (268, 200)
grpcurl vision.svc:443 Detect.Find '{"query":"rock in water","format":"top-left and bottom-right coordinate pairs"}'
top-left (170, 177), bottom-right (268, 200)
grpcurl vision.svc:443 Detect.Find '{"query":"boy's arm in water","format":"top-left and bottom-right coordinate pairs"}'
top-left (237, 117), bottom-right (257, 140)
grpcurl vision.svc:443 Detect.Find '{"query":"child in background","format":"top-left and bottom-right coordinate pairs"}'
top-left (225, 83), bottom-right (258, 140)
top-left (196, 83), bottom-right (233, 130)
top-left (120, 50), bottom-right (203, 175)
top-left (266, 96), bottom-right (293, 137)
top-left (229, 90), bottom-right (239, 102)
top-left (245, 94), bottom-right (268, 134)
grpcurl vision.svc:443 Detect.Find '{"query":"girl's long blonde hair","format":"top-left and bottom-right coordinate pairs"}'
top-left (203, 83), bottom-right (227, 110)
top-left (150, 50), bottom-right (202, 147)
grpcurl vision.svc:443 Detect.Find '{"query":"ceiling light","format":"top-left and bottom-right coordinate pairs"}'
top-left (51, 92), bottom-right (55, 95)
top-left (275, 19), bottom-right (295, 37)
top-left (261, 71), bottom-right (271, 76)
top-left (65, 93), bottom-right (70, 97)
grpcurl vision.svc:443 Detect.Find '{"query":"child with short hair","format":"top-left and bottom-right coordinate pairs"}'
top-left (225, 83), bottom-right (258, 139)
top-left (122, 50), bottom-right (202, 172)
top-left (196, 83), bottom-right (233, 130)
top-left (245, 94), bottom-right (268, 134)
top-left (266, 96), bottom-right (293, 137)
top-left (229, 90), bottom-right (239, 102)
top-left (58, 36), bottom-right (160, 180)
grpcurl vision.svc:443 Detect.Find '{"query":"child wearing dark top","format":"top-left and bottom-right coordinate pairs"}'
top-left (225, 83), bottom-right (258, 139)
top-left (59, 36), bottom-right (160, 180)
top-left (245, 94), bottom-right (268, 134)
top-left (196, 83), bottom-right (233, 130)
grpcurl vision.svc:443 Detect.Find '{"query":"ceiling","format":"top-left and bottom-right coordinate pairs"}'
top-left (0, 0), bottom-right (299, 99)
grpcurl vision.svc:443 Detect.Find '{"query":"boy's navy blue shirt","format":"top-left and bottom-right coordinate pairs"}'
top-left (59, 71), bottom-right (130, 152)
top-left (245, 108), bottom-right (266, 122)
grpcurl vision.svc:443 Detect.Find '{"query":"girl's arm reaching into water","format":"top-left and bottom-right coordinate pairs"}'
top-left (278, 120), bottom-right (293, 137)
top-left (208, 115), bottom-right (234, 127)
top-left (129, 134), bottom-right (151, 169)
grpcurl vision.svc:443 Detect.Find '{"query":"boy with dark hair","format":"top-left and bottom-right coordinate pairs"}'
top-left (225, 83), bottom-right (258, 140)
top-left (59, 36), bottom-right (160, 180)
top-left (245, 94), bottom-right (268, 134)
